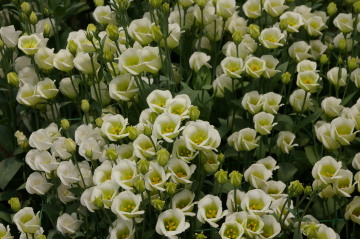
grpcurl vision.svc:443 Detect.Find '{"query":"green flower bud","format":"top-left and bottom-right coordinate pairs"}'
top-left (95, 117), bottom-right (103, 128)
top-left (39, 235), bottom-right (47, 239)
top-left (281, 72), bottom-right (291, 84)
top-left (127, 126), bottom-right (138, 141)
top-left (304, 185), bottom-right (312, 196)
top-left (151, 24), bottom-right (163, 42)
top-left (232, 30), bottom-right (243, 45)
top-left (327, 2), bottom-right (337, 17)
top-left (93, 197), bottom-right (104, 208)
top-left (152, 198), bottom-right (165, 210)
top-left (68, 40), bottom-right (78, 56)
top-left (303, 222), bottom-right (318, 238)
top-left (195, 232), bottom-right (207, 239)
top-left (354, 1), bottom-right (360, 14)
top-left (165, 182), bottom-right (177, 195)
top-left (149, 0), bottom-right (162, 9)
top-left (320, 54), bottom-right (328, 65)
top-left (161, 3), bottom-right (170, 14)
top-left (21, 2), bottom-right (31, 15)
top-left (189, 106), bottom-right (200, 121)
top-left (7, 72), bottom-right (19, 87)
top-left (0, 39), bottom-right (4, 49)
top-left (85, 149), bottom-right (93, 159)
top-left (137, 158), bottom-right (150, 174)
top-left (65, 138), bottom-right (76, 154)
top-left (337, 57), bottom-right (343, 65)
top-left (61, 119), bottom-right (70, 130)
top-left (94, 0), bottom-right (104, 6)
top-left (338, 39), bottom-right (347, 51)
top-left (106, 148), bottom-right (118, 161)
top-left (104, 50), bottom-right (114, 62)
top-left (81, 99), bottom-right (90, 112)
top-left (21, 12), bottom-right (28, 22)
top-left (348, 57), bottom-right (358, 70)
top-left (87, 23), bottom-right (97, 33)
top-left (229, 171), bottom-right (243, 187)
top-left (8, 197), bottom-right (21, 212)
top-left (218, 153), bottom-right (225, 163)
top-left (215, 169), bottom-right (228, 184)
top-left (249, 24), bottom-right (260, 39)
top-left (106, 24), bottom-right (119, 41)
top-left (149, 112), bottom-right (158, 124)
top-left (43, 22), bottom-right (51, 38)
top-left (157, 148), bottom-right (170, 166)
top-left (144, 126), bottom-right (152, 137)
top-left (288, 180), bottom-right (304, 197)
top-left (29, 11), bottom-right (38, 25)
top-left (134, 180), bottom-right (145, 192)
top-left (279, 18), bottom-right (288, 31)
top-left (194, 0), bottom-right (207, 8)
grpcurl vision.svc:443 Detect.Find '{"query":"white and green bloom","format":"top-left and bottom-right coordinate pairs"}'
top-left (253, 112), bottom-right (277, 135)
top-left (259, 27), bottom-right (285, 49)
top-left (183, 120), bottom-right (221, 151)
top-left (276, 131), bottom-right (298, 154)
top-left (331, 117), bottom-right (357, 145)
top-left (112, 159), bottom-right (140, 190)
top-left (219, 221), bottom-right (245, 239)
top-left (36, 78), bottom-right (59, 99)
top-left (172, 137), bottom-right (198, 162)
top-left (93, 160), bottom-right (113, 185)
top-left (128, 17), bottom-right (153, 45)
top-left (167, 158), bottom-right (196, 184)
top-left (111, 191), bottom-right (144, 221)
top-left (109, 73), bottom-right (139, 101)
top-left (101, 114), bottom-right (129, 141)
top-left (165, 94), bottom-right (191, 120)
top-left (155, 209), bottom-right (190, 238)
top-left (221, 56), bottom-right (244, 78)
top-left (0, 223), bottom-right (13, 239)
top-left (13, 207), bottom-right (41, 234)
top-left (171, 189), bottom-right (196, 216)
top-left (133, 134), bottom-right (158, 159)
top-left (245, 56), bottom-right (266, 79)
top-left (56, 213), bottom-right (83, 235)
top-left (242, 91), bottom-right (263, 114)
top-left (26, 172), bottom-right (53, 195)
top-left (244, 163), bottom-right (272, 188)
top-left (312, 156), bottom-right (342, 184)
top-left (153, 113), bottom-right (184, 143)
top-left (91, 181), bottom-right (119, 208)
top-left (144, 162), bottom-right (170, 191)
top-left (241, 189), bottom-right (272, 215)
top-left (263, 0), bottom-right (288, 17)
top-left (197, 194), bottom-right (228, 228)
top-left (260, 215), bottom-right (281, 239)
top-left (18, 34), bottom-right (47, 55)
top-left (147, 90), bottom-right (173, 113)
top-left (333, 169), bottom-right (355, 197)
top-left (109, 219), bottom-right (135, 239)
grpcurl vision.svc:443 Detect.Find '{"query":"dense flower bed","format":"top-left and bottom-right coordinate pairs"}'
top-left (1, 0), bottom-right (360, 238)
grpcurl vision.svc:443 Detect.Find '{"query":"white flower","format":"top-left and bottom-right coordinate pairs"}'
top-left (78, 137), bottom-right (103, 160)
top-left (53, 49), bottom-right (74, 72)
top-left (182, 120), bottom-right (221, 151)
top-left (241, 189), bottom-right (272, 215)
top-left (221, 56), bottom-right (244, 78)
top-left (101, 114), bottom-right (129, 141)
top-left (18, 67), bottom-right (39, 86)
top-left (333, 13), bottom-right (354, 33)
top-left (260, 215), bottom-right (281, 238)
top-left (34, 47), bottom-right (55, 71)
top-left (253, 112), bottom-right (277, 135)
top-left (153, 113), bottom-right (184, 143)
top-left (279, 12), bottom-right (304, 33)
top-left (228, 128), bottom-right (259, 152)
top-left (304, 15), bottom-right (326, 36)
top-left (13, 207), bottom-right (41, 234)
top-left (327, 67), bottom-right (347, 87)
top-left (59, 77), bottom-right (79, 99)
top-left (189, 52), bottom-right (211, 73)
top-left (310, 40), bottom-right (327, 60)
top-left (18, 34), bottom-right (47, 55)
top-left (244, 163), bottom-right (272, 188)
top-left (80, 187), bottom-right (98, 212)
top-left (33, 150), bottom-right (59, 173)
top-left (167, 158), bottom-right (196, 184)
top-left (333, 169), bottom-right (355, 197)
top-left (57, 161), bottom-right (80, 186)
top-left (260, 180), bottom-right (286, 199)
top-left (243, 0), bottom-right (261, 19)
top-left (242, 91), bottom-right (263, 114)
top-left (75, 124), bottom-right (101, 145)
top-left (26, 172), bottom-right (53, 195)
top-left (57, 184), bottom-right (77, 204)
top-left (29, 128), bottom-right (53, 151)
top-left (331, 117), bottom-right (357, 145)
top-left (91, 181), bottom-right (119, 208)
top-left (216, 0), bottom-right (236, 19)
top-left (245, 56), bottom-right (266, 79)
top-left (93, 5), bottom-right (116, 26)
top-left (270, 198), bottom-right (294, 227)
top-left (156, 209), bottom-right (190, 238)
top-left (90, 80), bottom-right (111, 106)
top-left (259, 27), bottom-right (285, 49)
top-left (226, 189), bottom-right (245, 213)
top-left (212, 74), bottom-right (235, 98)
top-left (56, 213), bottom-right (83, 235)
top-left (133, 134), bottom-right (158, 159)
top-left (0, 223), bottom-right (13, 239)
top-left (144, 162), bottom-right (170, 191)
top-left (112, 159), bottom-right (140, 190)
top-left (93, 160), bottom-right (113, 185)
top-left (296, 60), bottom-right (317, 73)
top-left (197, 194), bottom-right (228, 228)
top-left (141, 46), bottom-right (163, 74)
top-left (51, 137), bottom-right (72, 160)
top-left (109, 219), bottom-right (135, 239)
top-left (296, 71), bottom-right (320, 93)
top-left (128, 17), bottom-right (153, 45)
top-left (165, 94), bottom-right (191, 120)
top-left (312, 156), bottom-right (342, 184)
top-left (171, 189), bottom-right (196, 216)
top-left (345, 196), bottom-right (360, 225)
top-left (111, 191), bottom-right (144, 221)
top-left (36, 78), bottom-right (59, 99)
top-left (0, 25), bottom-right (21, 48)
top-left (351, 68), bottom-right (360, 87)
top-left (321, 97), bottom-right (344, 118)
top-left (147, 89), bottom-right (173, 113)
top-left (219, 221), bottom-right (244, 239)
top-left (261, 55), bottom-right (280, 78)
top-left (288, 41), bottom-right (311, 62)
top-left (263, 0), bottom-right (288, 17)
top-left (16, 84), bottom-right (42, 106)
top-left (262, 92), bottom-right (283, 114)
top-left (160, 23), bottom-right (183, 49)
top-left (289, 89), bottom-right (311, 113)
top-left (226, 15), bottom-right (248, 35)
top-left (276, 131), bottom-right (298, 154)
top-left (73, 52), bottom-right (100, 75)
top-left (352, 153), bottom-right (360, 170)
top-left (315, 122), bottom-right (340, 150)
top-left (172, 137), bottom-right (198, 162)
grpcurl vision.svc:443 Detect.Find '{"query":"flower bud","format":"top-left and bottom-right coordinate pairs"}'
top-left (68, 40), bottom-right (77, 56)
top-left (39, 236), bottom-right (47, 239)
top-left (348, 57), bottom-right (358, 70)
top-left (288, 180), bottom-right (304, 197)
top-left (338, 39), bottom-right (347, 51)
top-left (161, 2), bottom-right (170, 14)
top-left (194, 0), bottom-right (206, 8)
top-left (249, 24), bottom-right (260, 39)
top-left (189, 106), bottom-right (200, 121)
top-left (61, 119), bottom-right (70, 130)
top-left (94, 0), bottom-right (104, 6)
top-left (195, 232), bottom-right (207, 239)
top-left (0, 39), bottom-right (4, 49)
top-left (144, 126), bottom-right (152, 137)
top-left (320, 54), bottom-right (328, 65)
top-left (93, 197), bottom-right (104, 208)
top-left (151, 24), bottom-right (163, 42)
top-left (215, 169), bottom-right (228, 184)
top-left (337, 57), bottom-right (343, 65)
top-left (327, 2), bottom-right (337, 17)
top-left (304, 185), bottom-right (312, 196)
top-left (65, 138), bottom-right (76, 154)
top-left (279, 18), bottom-right (288, 31)
top-left (8, 197), bottom-right (21, 212)
top-left (106, 24), bottom-right (119, 41)
top-left (29, 11), bottom-right (38, 25)
top-left (106, 148), bottom-right (118, 161)
top-left (152, 198), bottom-right (165, 210)
top-left (95, 117), bottom-right (103, 128)
top-left (103, 50), bottom-right (114, 62)
top-left (149, 0), bottom-right (162, 9)
top-left (157, 148), bottom-right (170, 166)
top-left (218, 153), bottom-right (225, 163)
top-left (7, 72), bottom-right (19, 87)
top-left (165, 182), bottom-right (177, 195)
top-left (149, 112), bottom-right (158, 124)
top-left (87, 23), bottom-right (97, 33)
top-left (21, 2), bottom-right (31, 15)
top-left (232, 30), bottom-right (243, 45)
top-left (43, 22), bottom-right (51, 38)
top-left (85, 149), bottom-right (93, 160)
top-left (134, 180), bottom-right (145, 192)
top-left (229, 171), bottom-right (242, 187)
top-left (127, 126), bottom-right (138, 140)
top-left (137, 158), bottom-right (150, 174)
top-left (81, 99), bottom-right (90, 112)
top-left (281, 72), bottom-right (291, 84)
top-left (354, 1), bottom-right (360, 14)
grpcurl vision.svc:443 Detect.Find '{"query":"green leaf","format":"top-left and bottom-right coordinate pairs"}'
top-left (0, 190), bottom-right (18, 201)
top-left (304, 146), bottom-right (318, 165)
top-left (296, 109), bottom-right (322, 131)
top-left (342, 90), bottom-right (358, 106)
top-left (274, 114), bottom-right (294, 131)
top-left (0, 210), bottom-right (12, 223)
top-left (0, 125), bottom-right (15, 152)
top-left (193, 66), bottom-right (211, 91)
top-left (201, 84), bottom-right (213, 90)
top-left (278, 162), bottom-right (298, 182)
top-left (0, 157), bottom-right (23, 190)
top-left (143, 229), bottom-right (156, 239)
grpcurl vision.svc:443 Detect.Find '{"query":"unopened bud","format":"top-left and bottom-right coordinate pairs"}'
top-left (152, 198), bottom-right (165, 210)
top-left (149, 112), bottom-right (158, 124)
top-left (103, 50), bottom-right (114, 62)
top-left (337, 57), bottom-right (343, 65)
top-left (87, 23), bottom-right (97, 33)
top-left (304, 185), bottom-right (312, 196)
top-left (218, 153), bottom-right (225, 163)
top-left (29, 11), bottom-right (38, 25)
top-left (195, 232), bottom-right (207, 239)
top-left (320, 54), bottom-right (328, 65)
top-left (348, 57), bottom-right (358, 70)
top-left (149, 0), bottom-right (162, 9)
top-left (81, 99), bottom-right (90, 112)
top-left (106, 148), bottom-right (118, 161)
top-left (279, 18), bottom-right (288, 31)
top-left (127, 126), bottom-right (138, 141)
top-left (288, 180), bottom-right (304, 197)
top-left (7, 72), bottom-right (19, 87)
top-left (137, 158), bottom-right (150, 174)
top-left (281, 72), bottom-right (291, 84)
top-left (162, 3), bottom-right (170, 14)
top-left (214, 169), bottom-right (228, 184)
top-left (93, 197), bottom-right (104, 208)
top-left (327, 2), bottom-right (337, 17)
top-left (95, 117), bottom-right (103, 128)
top-left (157, 148), bottom-right (170, 166)
top-left (189, 106), bottom-right (200, 121)
top-left (194, 0), bottom-right (207, 8)
top-left (354, 1), bottom-right (360, 14)
top-left (106, 24), bottom-right (119, 41)
top-left (94, 0), bottom-right (104, 6)
top-left (65, 138), bottom-right (76, 154)
top-left (229, 171), bottom-right (243, 187)
top-left (43, 22), bottom-right (51, 38)
top-left (165, 182), bottom-right (177, 195)
top-left (134, 180), bottom-right (145, 192)
top-left (0, 39), bottom-right (3, 49)
top-left (151, 24), bottom-right (163, 42)
top-left (144, 126), bottom-right (152, 137)
top-left (338, 39), bottom-right (347, 51)
top-left (232, 30), bottom-right (243, 45)
top-left (38, 236), bottom-right (47, 239)
top-left (67, 40), bottom-right (78, 55)
top-left (61, 119), bottom-right (70, 130)
top-left (21, 2), bottom-right (31, 15)
top-left (8, 197), bottom-right (21, 212)
top-left (249, 24), bottom-right (260, 39)
top-left (85, 149), bottom-right (93, 159)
